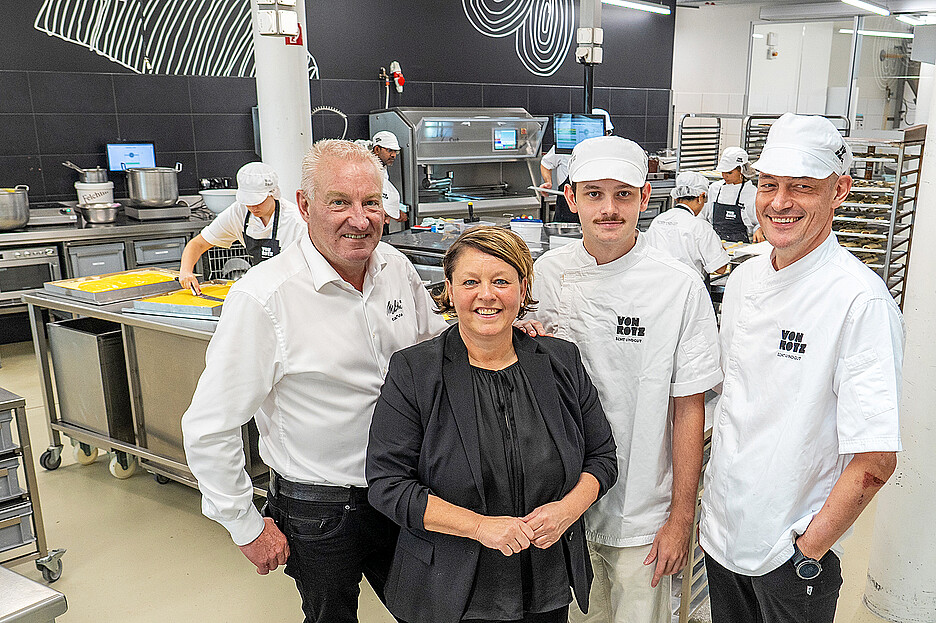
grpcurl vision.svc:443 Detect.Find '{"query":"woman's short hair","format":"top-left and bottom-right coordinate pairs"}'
top-left (433, 226), bottom-right (538, 320)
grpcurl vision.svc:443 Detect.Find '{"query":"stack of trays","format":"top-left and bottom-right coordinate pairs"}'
top-left (44, 268), bottom-right (182, 304)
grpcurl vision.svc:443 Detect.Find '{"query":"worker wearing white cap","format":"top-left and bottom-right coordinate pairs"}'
top-left (540, 108), bottom-right (615, 223)
top-left (179, 162), bottom-right (305, 293)
top-left (644, 170), bottom-right (729, 279)
top-left (371, 131), bottom-right (408, 223)
top-left (527, 135), bottom-right (721, 623)
top-left (700, 113), bottom-right (903, 623)
top-left (700, 146), bottom-right (763, 243)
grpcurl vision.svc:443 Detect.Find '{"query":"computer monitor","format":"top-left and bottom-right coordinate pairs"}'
top-left (493, 128), bottom-right (518, 151)
top-left (106, 143), bottom-right (156, 171)
top-left (553, 114), bottom-right (606, 154)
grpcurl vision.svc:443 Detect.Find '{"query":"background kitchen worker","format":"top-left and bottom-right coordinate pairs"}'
top-left (181, 139), bottom-right (448, 623)
top-left (528, 136), bottom-right (722, 623)
top-left (700, 147), bottom-right (763, 243)
top-left (179, 162), bottom-right (305, 293)
top-left (644, 170), bottom-right (729, 279)
top-left (700, 113), bottom-right (903, 623)
top-left (540, 108), bottom-right (614, 223)
top-left (371, 130), bottom-right (408, 224)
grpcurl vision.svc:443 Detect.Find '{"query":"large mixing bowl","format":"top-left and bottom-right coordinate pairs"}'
top-left (77, 202), bottom-right (120, 223)
top-left (0, 185), bottom-right (30, 231)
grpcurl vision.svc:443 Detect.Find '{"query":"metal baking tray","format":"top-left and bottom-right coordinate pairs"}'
top-left (44, 268), bottom-right (182, 304)
top-left (129, 281), bottom-right (231, 318)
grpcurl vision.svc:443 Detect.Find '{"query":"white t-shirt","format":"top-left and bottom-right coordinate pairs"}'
top-left (700, 180), bottom-right (759, 238)
top-left (541, 146), bottom-right (572, 186)
top-left (643, 204), bottom-right (730, 278)
top-left (531, 234), bottom-right (722, 547)
top-left (700, 233), bottom-right (903, 576)
top-left (181, 237), bottom-right (448, 546)
top-left (200, 198), bottom-right (306, 250)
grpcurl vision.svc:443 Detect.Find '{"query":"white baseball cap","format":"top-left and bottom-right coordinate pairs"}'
top-left (670, 171), bottom-right (710, 199)
top-left (372, 131), bottom-right (401, 151)
top-left (568, 135), bottom-right (648, 187)
top-left (752, 113), bottom-right (852, 178)
top-left (716, 147), bottom-right (749, 173)
top-left (592, 108), bottom-right (614, 132)
top-left (236, 162), bottom-right (279, 206)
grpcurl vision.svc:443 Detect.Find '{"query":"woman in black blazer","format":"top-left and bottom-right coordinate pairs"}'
top-left (366, 226), bottom-right (617, 623)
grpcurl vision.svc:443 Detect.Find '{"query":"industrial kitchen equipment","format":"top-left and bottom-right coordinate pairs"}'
top-left (369, 107), bottom-right (548, 223)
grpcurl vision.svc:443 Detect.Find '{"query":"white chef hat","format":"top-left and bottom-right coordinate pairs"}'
top-left (592, 108), bottom-right (614, 132)
top-left (670, 171), bottom-right (710, 200)
top-left (236, 162), bottom-right (280, 206)
top-left (372, 131), bottom-right (401, 151)
top-left (716, 147), bottom-right (750, 173)
top-left (753, 113), bottom-right (852, 178)
top-left (569, 135), bottom-right (647, 186)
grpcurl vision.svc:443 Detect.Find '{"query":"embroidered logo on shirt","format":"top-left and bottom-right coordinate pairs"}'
top-left (777, 329), bottom-right (806, 360)
top-left (387, 299), bottom-right (404, 322)
top-left (616, 316), bottom-right (645, 343)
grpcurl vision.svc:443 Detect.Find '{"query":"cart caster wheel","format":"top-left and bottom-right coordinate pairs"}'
top-left (108, 454), bottom-right (137, 479)
top-left (39, 558), bottom-right (63, 583)
top-left (74, 444), bottom-right (98, 465)
top-left (154, 473), bottom-right (171, 485)
top-left (39, 450), bottom-right (62, 471)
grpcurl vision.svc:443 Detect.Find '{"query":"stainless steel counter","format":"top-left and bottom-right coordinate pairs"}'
top-left (0, 566), bottom-right (67, 623)
top-left (0, 209), bottom-right (211, 247)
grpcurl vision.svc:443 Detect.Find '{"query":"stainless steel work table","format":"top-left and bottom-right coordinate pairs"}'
top-left (21, 292), bottom-right (267, 494)
top-left (0, 213), bottom-right (211, 247)
top-left (0, 566), bottom-right (67, 623)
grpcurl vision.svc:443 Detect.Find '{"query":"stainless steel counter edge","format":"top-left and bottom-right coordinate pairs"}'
top-left (0, 215), bottom-right (211, 246)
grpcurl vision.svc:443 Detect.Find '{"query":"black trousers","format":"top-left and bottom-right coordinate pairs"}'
top-left (462, 605), bottom-right (569, 623)
top-left (265, 484), bottom-right (399, 623)
top-left (705, 551), bottom-right (843, 623)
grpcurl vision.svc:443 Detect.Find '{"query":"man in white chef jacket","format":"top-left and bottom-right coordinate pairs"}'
top-left (371, 130), bottom-right (407, 225)
top-left (643, 170), bottom-right (729, 279)
top-left (181, 139), bottom-right (447, 622)
top-left (528, 136), bottom-right (722, 623)
top-left (700, 113), bottom-right (903, 623)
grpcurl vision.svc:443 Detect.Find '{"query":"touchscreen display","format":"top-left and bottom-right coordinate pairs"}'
top-left (106, 143), bottom-right (156, 171)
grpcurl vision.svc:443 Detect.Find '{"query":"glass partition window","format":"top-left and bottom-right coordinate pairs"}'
top-left (850, 16), bottom-right (919, 130)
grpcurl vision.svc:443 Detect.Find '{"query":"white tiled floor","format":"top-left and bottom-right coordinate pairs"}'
top-left (0, 340), bottom-right (888, 622)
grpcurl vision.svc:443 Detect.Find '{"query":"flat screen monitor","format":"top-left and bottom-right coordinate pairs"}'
top-left (553, 114), bottom-right (606, 154)
top-left (493, 128), bottom-right (518, 151)
top-left (106, 143), bottom-right (156, 171)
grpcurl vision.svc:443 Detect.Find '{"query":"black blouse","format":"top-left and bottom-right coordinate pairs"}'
top-left (462, 362), bottom-right (571, 621)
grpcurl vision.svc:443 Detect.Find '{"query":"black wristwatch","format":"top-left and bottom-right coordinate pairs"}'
top-left (791, 540), bottom-right (822, 580)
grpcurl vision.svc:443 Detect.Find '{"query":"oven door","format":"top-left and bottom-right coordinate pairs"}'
top-left (0, 254), bottom-right (62, 308)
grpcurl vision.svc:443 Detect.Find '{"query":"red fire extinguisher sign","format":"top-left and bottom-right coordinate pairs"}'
top-left (285, 24), bottom-right (303, 46)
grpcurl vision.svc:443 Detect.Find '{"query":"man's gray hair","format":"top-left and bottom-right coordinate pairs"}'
top-left (300, 139), bottom-right (383, 201)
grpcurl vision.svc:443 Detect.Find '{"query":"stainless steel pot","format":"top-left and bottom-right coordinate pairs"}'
top-left (0, 185), bottom-right (30, 231)
top-left (63, 161), bottom-right (108, 183)
top-left (126, 163), bottom-right (182, 208)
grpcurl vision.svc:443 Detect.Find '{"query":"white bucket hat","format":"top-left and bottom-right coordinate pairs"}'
top-left (671, 171), bottom-right (710, 199)
top-left (752, 113), bottom-right (852, 178)
top-left (372, 131), bottom-right (401, 151)
top-left (568, 135), bottom-right (648, 187)
top-left (236, 162), bottom-right (280, 206)
top-left (716, 147), bottom-right (750, 173)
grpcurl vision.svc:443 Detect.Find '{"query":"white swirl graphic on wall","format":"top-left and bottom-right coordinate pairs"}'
top-left (33, 0), bottom-right (319, 78)
top-left (463, 0), bottom-right (573, 77)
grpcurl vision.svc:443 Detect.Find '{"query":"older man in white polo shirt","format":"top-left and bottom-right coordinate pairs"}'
top-left (182, 139), bottom-right (447, 622)
top-left (700, 113), bottom-right (904, 623)
top-left (529, 136), bottom-right (722, 623)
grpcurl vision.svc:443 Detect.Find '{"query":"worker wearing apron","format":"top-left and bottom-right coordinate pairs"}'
top-left (701, 147), bottom-right (761, 242)
top-left (242, 197), bottom-right (281, 265)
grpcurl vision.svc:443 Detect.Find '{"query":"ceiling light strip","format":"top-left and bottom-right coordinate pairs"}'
top-left (602, 0), bottom-right (672, 16)
top-left (839, 28), bottom-right (914, 38)
top-left (841, 0), bottom-right (892, 17)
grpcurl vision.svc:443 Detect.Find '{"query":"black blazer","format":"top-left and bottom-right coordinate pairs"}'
top-left (366, 325), bottom-right (617, 623)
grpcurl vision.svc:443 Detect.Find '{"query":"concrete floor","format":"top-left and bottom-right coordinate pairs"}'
top-left (0, 340), bottom-right (891, 622)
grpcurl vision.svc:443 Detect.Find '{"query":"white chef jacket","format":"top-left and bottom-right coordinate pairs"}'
top-left (700, 233), bottom-right (903, 576)
top-left (643, 204), bottom-right (729, 278)
top-left (531, 234), bottom-right (722, 547)
top-left (382, 168), bottom-right (403, 219)
top-left (541, 146), bottom-right (572, 186)
top-left (181, 237), bottom-right (448, 546)
top-left (200, 198), bottom-right (306, 250)
top-left (700, 180), bottom-right (760, 238)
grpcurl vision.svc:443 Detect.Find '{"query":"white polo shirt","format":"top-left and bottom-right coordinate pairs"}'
top-left (643, 204), bottom-right (730, 278)
top-left (532, 234), bottom-right (722, 547)
top-left (200, 198), bottom-right (306, 249)
top-left (700, 233), bottom-right (903, 576)
top-left (700, 180), bottom-right (759, 238)
top-left (182, 237), bottom-right (448, 546)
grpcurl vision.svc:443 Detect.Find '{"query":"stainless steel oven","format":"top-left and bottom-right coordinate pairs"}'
top-left (0, 246), bottom-right (62, 309)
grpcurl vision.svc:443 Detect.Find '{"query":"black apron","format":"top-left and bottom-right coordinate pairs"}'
top-left (552, 176), bottom-right (580, 224)
top-left (712, 181), bottom-right (750, 243)
top-left (242, 199), bottom-right (281, 266)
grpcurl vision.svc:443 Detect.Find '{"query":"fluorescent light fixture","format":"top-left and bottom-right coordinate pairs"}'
top-left (839, 28), bottom-right (914, 39)
top-left (897, 15), bottom-right (925, 26)
top-left (841, 0), bottom-right (890, 17)
top-left (602, 0), bottom-right (671, 16)
top-left (752, 33), bottom-right (765, 38)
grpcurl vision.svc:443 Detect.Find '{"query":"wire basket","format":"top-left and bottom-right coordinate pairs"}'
top-left (205, 243), bottom-right (252, 281)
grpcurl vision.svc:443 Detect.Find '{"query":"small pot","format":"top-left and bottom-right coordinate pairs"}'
top-left (127, 163), bottom-right (182, 208)
top-left (77, 202), bottom-right (120, 224)
top-left (63, 161), bottom-right (108, 183)
top-left (0, 185), bottom-right (30, 231)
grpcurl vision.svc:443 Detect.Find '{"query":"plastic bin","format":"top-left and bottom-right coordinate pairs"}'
top-left (47, 317), bottom-right (135, 444)
top-left (0, 501), bottom-right (34, 553)
top-left (0, 456), bottom-right (24, 502)
top-left (0, 409), bottom-right (13, 453)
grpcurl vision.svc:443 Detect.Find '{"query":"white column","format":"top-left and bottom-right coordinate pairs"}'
top-left (913, 63), bottom-right (935, 126)
top-left (249, 0), bottom-right (312, 200)
top-left (863, 86), bottom-right (936, 620)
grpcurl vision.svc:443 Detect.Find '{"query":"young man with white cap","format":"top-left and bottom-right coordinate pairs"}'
top-left (371, 130), bottom-right (408, 224)
top-left (700, 146), bottom-right (763, 243)
top-left (644, 170), bottom-right (729, 279)
top-left (700, 113), bottom-right (903, 623)
top-left (528, 136), bottom-right (722, 623)
top-left (179, 161), bottom-right (306, 293)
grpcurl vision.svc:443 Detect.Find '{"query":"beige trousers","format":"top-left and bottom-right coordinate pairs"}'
top-left (569, 541), bottom-right (671, 623)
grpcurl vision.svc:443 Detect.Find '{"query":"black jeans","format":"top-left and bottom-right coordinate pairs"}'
top-left (265, 484), bottom-right (399, 623)
top-left (705, 551), bottom-right (843, 623)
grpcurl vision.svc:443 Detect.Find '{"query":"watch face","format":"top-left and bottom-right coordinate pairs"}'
top-left (797, 561), bottom-right (822, 580)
